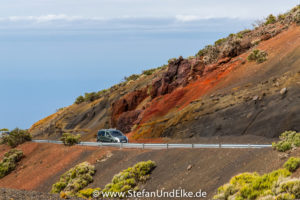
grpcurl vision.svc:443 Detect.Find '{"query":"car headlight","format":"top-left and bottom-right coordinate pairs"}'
top-left (115, 138), bottom-right (120, 142)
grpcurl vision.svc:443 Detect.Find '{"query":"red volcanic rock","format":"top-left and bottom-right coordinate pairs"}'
top-left (261, 34), bottom-right (272, 41)
top-left (150, 56), bottom-right (195, 98)
top-left (176, 59), bottom-right (192, 85)
top-left (203, 63), bottom-right (219, 76)
top-left (117, 110), bottom-right (142, 133)
top-left (217, 57), bottom-right (231, 65)
top-left (203, 57), bottom-right (233, 75)
top-left (150, 78), bottom-right (162, 98)
top-left (111, 87), bottom-right (148, 127)
top-left (191, 61), bottom-right (205, 75)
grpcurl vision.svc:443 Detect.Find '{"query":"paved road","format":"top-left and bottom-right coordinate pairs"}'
top-left (32, 140), bottom-right (272, 149)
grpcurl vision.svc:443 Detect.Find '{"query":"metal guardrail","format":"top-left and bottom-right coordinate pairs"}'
top-left (32, 140), bottom-right (272, 149)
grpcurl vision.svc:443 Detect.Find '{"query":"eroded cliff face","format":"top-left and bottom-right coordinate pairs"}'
top-left (29, 7), bottom-right (300, 141)
top-left (111, 88), bottom-right (148, 133)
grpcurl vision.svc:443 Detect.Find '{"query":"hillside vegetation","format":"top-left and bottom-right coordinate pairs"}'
top-left (0, 128), bottom-right (31, 148)
top-left (60, 133), bottom-right (81, 146)
top-left (51, 162), bottom-right (95, 196)
top-left (77, 160), bottom-right (156, 199)
top-left (272, 131), bottom-right (300, 152)
top-left (0, 149), bottom-right (23, 178)
top-left (214, 158), bottom-right (300, 200)
top-left (102, 160), bottom-right (156, 195)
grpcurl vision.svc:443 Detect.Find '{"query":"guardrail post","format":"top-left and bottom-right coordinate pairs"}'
top-left (192, 144), bottom-right (194, 148)
top-left (219, 143), bottom-right (221, 148)
top-left (120, 143), bottom-right (123, 149)
top-left (248, 144), bottom-right (250, 148)
top-left (166, 143), bottom-right (169, 149)
top-left (142, 143), bottom-right (145, 149)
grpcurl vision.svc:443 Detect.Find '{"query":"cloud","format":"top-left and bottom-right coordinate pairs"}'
top-left (0, 0), bottom-right (297, 23)
top-left (0, 15), bottom-right (105, 23)
top-left (0, 14), bottom-right (253, 33)
top-left (175, 15), bottom-right (218, 22)
top-left (0, 14), bottom-right (236, 23)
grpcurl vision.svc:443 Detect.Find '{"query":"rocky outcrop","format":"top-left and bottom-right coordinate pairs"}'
top-left (150, 56), bottom-right (194, 99)
top-left (117, 110), bottom-right (142, 133)
top-left (220, 38), bottom-right (252, 58)
top-left (111, 88), bottom-right (148, 130)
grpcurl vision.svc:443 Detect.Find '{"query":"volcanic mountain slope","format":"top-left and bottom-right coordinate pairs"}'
top-left (29, 6), bottom-right (300, 141)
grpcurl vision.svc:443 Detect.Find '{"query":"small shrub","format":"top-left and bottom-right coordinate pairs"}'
top-left (214, 38), bottom-right (227, 46)
top-left (273, 131), bottom-right (300, 152)
top-left (277, 179), bottom-right (300, 198)
top-left (142, 68), bottom-right (156, 76)
top-left (196, 45), bottom-right (220, 64)
top-left (247, 49), bottom-right (268, 63)
top-left (56, 107), bottom-right (65, 112)
top-left (60, 133), bottom-right (81, 146)
top-left (236, 29), bottom-right (251, 38)
top-left (84, 92), bottom-right (99, 102)
top-left (273, 141), bottom-right (292, 152)
top-left (75, 89), bottom-right (109, 104)
top-left (75, 96), bottom-right (85, 104)
top-left (97, 89), bottom-right (107, 96)
top-left (278, 14), bottom-right (286, 21)
top-left (168, 58), bottom-right (176, 64)
top-left (102, 160), bottom-right (156, 196)
top-left (0, 149), bottom-right (23, 178)
top-left (294, 8), bottom-right (300, 24)
top-left (157, 64), bottom-right (168, 70)
top-left (197, 48), bottom-right (206, 57)
top-left (275, 193), bottom-right (295, 200)
top-left (124, 74), bottom-right (140, 82)
top-left (196, 45), bottom-right (213, 57)
top-left (213, 169), bottom-right (291, 200)
top-left (292, 5), bottom-right (300, 13)
top-left (1, 128), bottom-right (31, 148)
top-left (51, 162), bottom-right (95, 196)
top-left (284, 157), bottom-right (300, 172)
top-left (265, 14), bottom-right (277, 25)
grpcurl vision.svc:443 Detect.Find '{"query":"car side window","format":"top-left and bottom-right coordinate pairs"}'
top-left (99, 131), bottom-right (105, 136)
top-left (105, 132), bottom-right (109, 137)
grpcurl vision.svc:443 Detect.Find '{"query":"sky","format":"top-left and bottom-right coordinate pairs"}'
top-left (0, 0), bottom-right (298, 130)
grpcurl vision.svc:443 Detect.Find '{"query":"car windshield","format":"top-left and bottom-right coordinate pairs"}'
top-left (110, 131), bottom-right (123, 137)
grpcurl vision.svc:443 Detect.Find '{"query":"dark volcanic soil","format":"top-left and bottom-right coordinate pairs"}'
top-left (0, 188), bottom-right (83, 200)
top-left (88, 148), bottom-right (285, 199)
